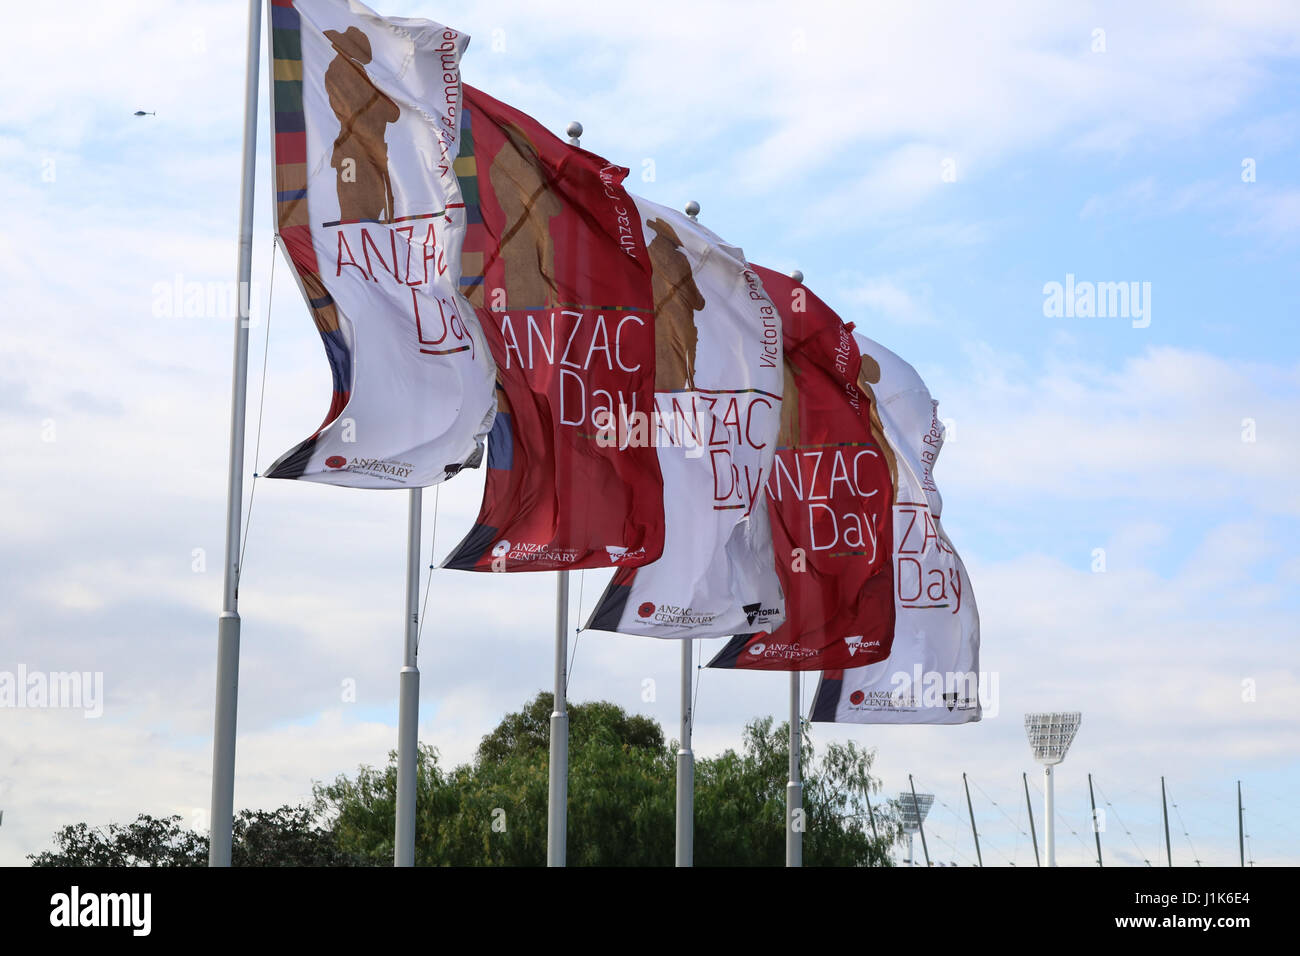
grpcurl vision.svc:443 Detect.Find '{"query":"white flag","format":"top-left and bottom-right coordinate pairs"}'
top-left (263, 0), bottom-right (495, 488)
top-left (585, 198), bottom-right (785, 639)
top-left (810, 333), bottom-right (981, 724)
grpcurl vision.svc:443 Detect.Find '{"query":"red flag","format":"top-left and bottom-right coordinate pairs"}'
top-left (708, 266), bottom-right (895, 669)
top-left (442, 86), bottom-right (664, 572)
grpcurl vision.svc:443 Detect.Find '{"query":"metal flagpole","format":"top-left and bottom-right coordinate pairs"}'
top-left (209, 0), bottom-right (263, 868)
top-left (963, 772), bottom-right (983, 867)
top-left (783, 263), bottom-right (805, 870)
top-left (546, 119), bottom-right (584, 869)
top-left (1237, 781), bottom-right (1245, 867)
top-left (674, 197), bottom-right (702, 868)
top-left (394, 489), bottom-right (422, 866)
top-left (909, 774), bottom-right (931, 867)
top-left (1087, 772), bottom-right (1102, 867)
top-left (548, 571), bottom-right (569, 866)
top-left (676, 638), bottom-right (694, 866)
top-left (864, 783), bottom-right (878, 842)
top-left (1023, 771), bottom-right (1040, 867)
top-left (786, 672), bottom-right (802, 866)
top-left (1161, 776), bottom-right (1172, 867)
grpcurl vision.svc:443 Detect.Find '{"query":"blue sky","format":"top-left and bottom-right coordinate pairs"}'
top-left (0, 0), bottom-right (1296, 866)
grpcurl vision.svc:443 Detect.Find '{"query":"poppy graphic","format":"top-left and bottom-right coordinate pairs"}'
top-left (849, 690), bottom-right (866, 705)
top-left (637, 602), bottom-right (656, 618)
top-left (326, 456), bottom-right (347, 468)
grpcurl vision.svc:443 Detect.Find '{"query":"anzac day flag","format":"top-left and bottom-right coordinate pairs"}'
top-left (584, 201), bottom-right (785, 639)
top-left (707, 268), bottom-right (895, 671)
top-left (264, 0), bottom-right (496, 488)
top-left (440, 85), bottom-right (665, 572)
top-left (810, 331), bottom-right (980, 724)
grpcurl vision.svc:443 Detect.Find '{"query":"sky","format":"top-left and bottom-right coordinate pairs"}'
top-left (1, 0), bottom-right (1297, 866)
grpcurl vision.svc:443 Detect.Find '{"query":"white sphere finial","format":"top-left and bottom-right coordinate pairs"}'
top-left (791, 269), bottom-right (804, 284)
top-left (566, 121), bottom-right (583, 145)
top-left (685, 200), bottom-right (700, 221)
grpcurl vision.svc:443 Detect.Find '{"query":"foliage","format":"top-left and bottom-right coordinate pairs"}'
top-left (316, 693), bottom-right (897, 866)
top-left (29, 805), bottom-right (361, 867)
top-left (29, 814), bottom-right (207, 867)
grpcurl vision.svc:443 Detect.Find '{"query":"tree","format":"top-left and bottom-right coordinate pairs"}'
top-left (474, 693), bottom-right (664, 763)
top-left (29, 806), bottom-right (361, 867)
top-left (29, 814), bottom-right (207, 867)
top-left (315, 692), bottom-right (897, 866)
top-left (230, 805), bottom-right (365, 866)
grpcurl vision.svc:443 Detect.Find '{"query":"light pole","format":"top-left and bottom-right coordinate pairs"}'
top-left (1024, 712), bottom-right (1081, 867)
top-left (898, 788), bottom-right (934, 866)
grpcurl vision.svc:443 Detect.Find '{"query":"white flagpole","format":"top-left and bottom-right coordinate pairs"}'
top-left (676, 637), bottom-right (695, 866)
top-left (785, 268), bottom-right (805, 869)
top-left (395, 488), bottom-right (422, 866)
top-left (208, 0), bottom-right (263, 868)
top-left (786, 671), bottom-right (803, 866)
top-left (546, 119), bottom-right (583, 868)
top-left (674, 199), bottom-right (703, 868)
top-left (548, 571), bottom-right (569, 866)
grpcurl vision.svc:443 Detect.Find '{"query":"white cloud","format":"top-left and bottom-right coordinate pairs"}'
top-left (933, 345), bottom-right (1300, 514)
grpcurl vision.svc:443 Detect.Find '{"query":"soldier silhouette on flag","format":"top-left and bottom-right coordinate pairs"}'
top-left (479, 123), bottom-right (563, 310)
top-left (857, 352), bottom-right (900, 500)
top-left (777, 358), bottom-right (801, 447)
top-left (645, 217), bottom-right (704, 391)
top-left (325, 26), bottom-right (398, 221)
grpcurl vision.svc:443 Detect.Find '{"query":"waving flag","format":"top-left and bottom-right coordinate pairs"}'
top-left (440, 86), bottom-right (664, 572)
top-left (584, 202), bottom-right (785, 639)
top-left (263, 0), bottom-right (496, 488)
top-left (708, 269), bottom-right (895, 670)
top-left (810, 332), bottom-right (980, 724)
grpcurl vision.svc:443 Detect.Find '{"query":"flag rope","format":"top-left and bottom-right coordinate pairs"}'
top-left (236, 236), bottom-right (278, 586)
top-left (416, 484), bottom-right (441, 652)
top-left (691, 638), bottom-right (702, 723)
top-left (567, 569), bottom-right (585, 680)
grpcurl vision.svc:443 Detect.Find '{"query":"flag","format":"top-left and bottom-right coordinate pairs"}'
top-left (707, 268), bottom-right (895, 670)
top-left (809, 332), bottom-right (980, 724)
top-left (584, 201), bottom-right (785, 639)
top-left (263, 0), bottom-right (496, 488)
top-left (440, 86), bottom-right (665, 572)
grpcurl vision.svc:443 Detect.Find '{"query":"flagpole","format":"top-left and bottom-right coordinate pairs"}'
top-left (787, 671), bottom-right (802, 866)
top-left (395, 488), bottom-right (422, 866)
top-left (208, 0), bottom-right (262, 868)
top-left (548, 570), bottom-right (569, 866)
top-left (785, 268), bottom-right (805, 869)
top-left (676, 637), bottom-right (694, 866)
top-left (674, 198), bottom-right (703, 868)
top-left (546, 118), bottom-right (583, 869)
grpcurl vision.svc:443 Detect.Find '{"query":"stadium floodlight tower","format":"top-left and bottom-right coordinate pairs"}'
top-left (898, 791), bottom-right (934, 866)
top-left (1024, 712), bottom-right (1081, 867)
